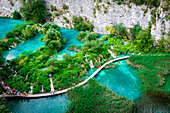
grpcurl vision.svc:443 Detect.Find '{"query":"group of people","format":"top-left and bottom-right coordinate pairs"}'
top-left (1, 81), bottom-right (27, 96)
top-left (3, 90), bottom-right (27, 96)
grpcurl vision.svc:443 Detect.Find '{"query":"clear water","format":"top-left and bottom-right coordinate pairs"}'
top-left (0, 19), bottom-right (24, 40)
top-left (5, 94), bottom-right (70, 113)
top-left (53, 29), bottom-right (105, 60)
top-left (53, 28), bottom-right (83, 60)
top-left (3, 34), bottom-right (44, 60)
top-left (85, 60), bottom-right (141, 100)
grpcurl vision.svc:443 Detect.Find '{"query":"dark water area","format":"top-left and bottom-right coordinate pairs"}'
top-left (5, 94), bottom-right (70, 113)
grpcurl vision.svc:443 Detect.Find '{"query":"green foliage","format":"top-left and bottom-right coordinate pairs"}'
top-left (0, 97), bottom-right (10, 113)
top-left (0, 22), bottom-right (35, 52)
top-left (41, 28), bottom-right (62, 52)
top-left (72, 16), bottom-right (94, 31)
top-left (63, 16), bottom-right (69, 23)
top-left (63, 4), bottom-right (69, 9)
top-left (115, 0), bottom-right (161, 7)
top-left (156, 37), bottom-right (170, 52)
top-left (151, 10), bottom-right (156, 24)
top-left (130, 23), bottom-right (142, 41)
top-left (107, 36), bottom-right (138, 55)
top-left (13, 10), bottom-right (21, 19)
top-left (50, 5), bottom-right (56, 12)
top-left (135, 29), bottom-right (154, 53)
top-left (105, 25), bottom-right (110, 32)
top-left (66, 79), bottom-right (134, 113)
top-left (82, 40), bottom-right (104, 53)
top-left (42, 22), bottom-right (60, 35)
top-left (114, 23), bottom-right (127, 39)
top-left (21, 25), bottom-right (37, 40)
top-left (129, 54), bottom-right (170, 98)
top-left (20, 0), bottom-right (47, 23)
top-left (102, 35), bottom-right (108, 40)
top-left (76, 31), bottom-right (98, 43)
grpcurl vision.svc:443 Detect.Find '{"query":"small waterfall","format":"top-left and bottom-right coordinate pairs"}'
top-left (89, 60), bottom-right (94, 68)
top-left (108, 49), bottom-right (116, 58)
top-left (110, 45), bottom-right (114, 49)
top-left (41, 84), bottom-right (44, 92)
top-left (29, 86), bottom-right (33, 94)
top-left (50, 78), bottom-right (54, 92)
top-left (14, 71), bottom-right (17, 76)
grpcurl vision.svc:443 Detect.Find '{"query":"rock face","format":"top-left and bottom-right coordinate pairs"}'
top-left (0, 0), bottom-right (169, 40)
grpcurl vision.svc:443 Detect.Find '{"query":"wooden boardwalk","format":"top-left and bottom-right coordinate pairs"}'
top-left (0, 56), bottom-right (129, 98)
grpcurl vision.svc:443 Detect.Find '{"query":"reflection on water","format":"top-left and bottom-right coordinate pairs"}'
top-left (5, 94), bottom-right (70, 113)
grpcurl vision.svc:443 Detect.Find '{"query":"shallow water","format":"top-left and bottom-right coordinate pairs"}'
top-left (3, 34), bottom-right (44, 60)
top-left (86, 60), bottom-right (141, 100)
top-left (53, 28), bottom-right (83, 60)
top-left (53, 29), bottom-right (105, 60)
top-left (0, 19), bottom-right (23, 40)
top-left (5, 94), bottom-right (70, 113)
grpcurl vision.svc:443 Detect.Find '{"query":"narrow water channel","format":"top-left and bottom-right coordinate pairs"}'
top-left (0, 18), bottom-right (23, 40)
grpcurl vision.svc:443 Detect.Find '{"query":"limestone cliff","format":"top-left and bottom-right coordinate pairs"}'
top-left (0, 0), bottom-right (169, 40)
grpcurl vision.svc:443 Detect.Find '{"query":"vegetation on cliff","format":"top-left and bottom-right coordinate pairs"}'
top-left (20, 0), bottom-right (47, 23)
top-left (13, 10), bottom-right (21, 20)
top-left (72, 16), bottom-right (94, 31)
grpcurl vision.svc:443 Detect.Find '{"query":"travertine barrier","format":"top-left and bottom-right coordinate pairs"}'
top-left (0, 56), bottom-right (129, 98)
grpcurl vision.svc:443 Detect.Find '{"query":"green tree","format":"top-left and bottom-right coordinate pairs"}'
top-left (131, 23), bottom-right (142, 41)
top-left (20, 0), bottom-right (47, 23)
top-left (136, 29), bottom-right (154, 53)
top-left (13, 10), bottom-right (21, 19)
top-left (114, 23), bottom-right (127, 39)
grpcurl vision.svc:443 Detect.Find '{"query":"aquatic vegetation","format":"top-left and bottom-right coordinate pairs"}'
top-left (66, 79), bottom-right (134, 113)
top-left (128, 54), bottom-right (170, 98)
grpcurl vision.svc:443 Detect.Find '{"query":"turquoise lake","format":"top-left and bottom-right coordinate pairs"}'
top-left (3, 34), bottom-right (45, 60)
top-left (86, 60), bottom-right (141, 100)
top-left (53, 28), bottom-right (82, 60)
top-left (5, 94), bottom-right (70, 113)
top-left (3, 19), bottom-right (169, 112)
top-left (1, 19), bottom-right (142, 112)
top-left (0, 18), bottom-right (23, 40)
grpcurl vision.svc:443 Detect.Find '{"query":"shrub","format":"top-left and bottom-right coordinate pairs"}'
top-left (20, 0), bottom-right (47, 23)
top-left (72, 16), bottom-right (94, 31)
top-left (63, 4), bottom-right (69, 9)
top-left (13, 10), bottom-right (21, 19)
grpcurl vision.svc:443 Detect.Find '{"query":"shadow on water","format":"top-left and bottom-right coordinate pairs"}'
top-left (5, 94), bottom-right (70, 113)
top-left (133, 94), bottom-right (170, 113)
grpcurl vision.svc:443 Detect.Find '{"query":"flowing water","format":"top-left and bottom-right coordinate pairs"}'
top-left (3, 34), bottom-right (45, 60)
top-left (0, 18), bottom-right (23, 40)
top-left (2, 19), bottom-right (169, 112)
